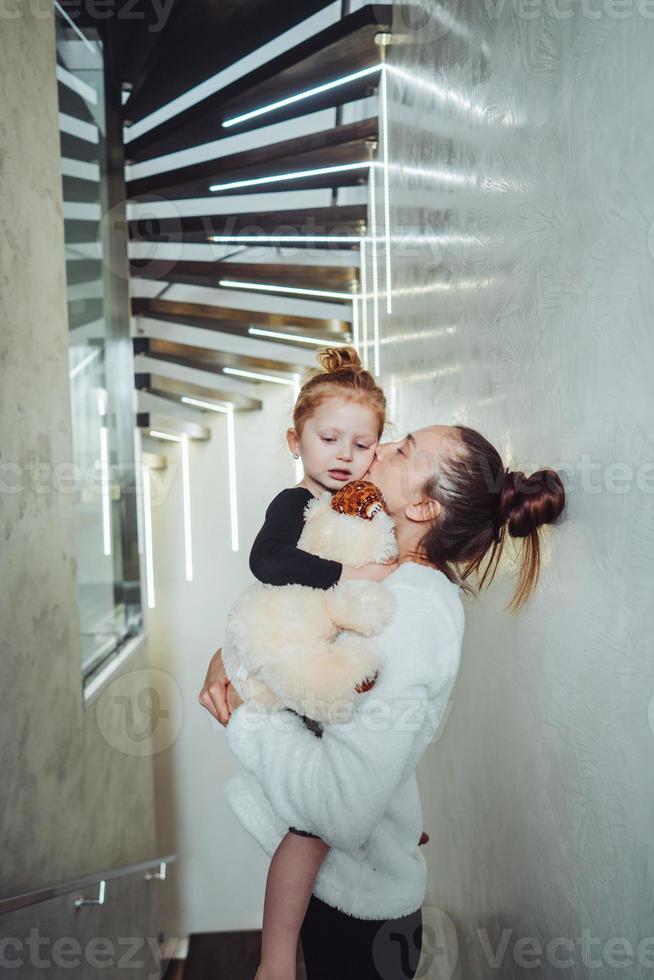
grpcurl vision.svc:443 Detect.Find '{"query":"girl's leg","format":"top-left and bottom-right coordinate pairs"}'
top-left (299, 894), bottom-right (423, 980)
top-left (256, 830), bottom-right (330, 980)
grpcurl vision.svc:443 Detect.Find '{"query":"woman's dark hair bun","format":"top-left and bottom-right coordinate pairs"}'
top-left (500, 468), bottom-right (566, 538)
top-left (317, 345), bottom-right (364, 374)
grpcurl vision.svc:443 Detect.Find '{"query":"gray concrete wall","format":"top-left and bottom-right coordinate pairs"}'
top-left (381, 3), bottom-right (654, 978)
top-left (0, 9), bottom-right (160, 922)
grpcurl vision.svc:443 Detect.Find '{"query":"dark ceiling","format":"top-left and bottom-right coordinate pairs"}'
top-left (60, 0), bottom-right (338, 122)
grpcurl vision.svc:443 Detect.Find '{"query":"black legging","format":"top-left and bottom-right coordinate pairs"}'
top-left (299, 893), bottom-right (423, 980)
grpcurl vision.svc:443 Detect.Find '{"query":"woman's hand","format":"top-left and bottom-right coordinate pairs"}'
top-left (198, 646), bottom-right (231, 726)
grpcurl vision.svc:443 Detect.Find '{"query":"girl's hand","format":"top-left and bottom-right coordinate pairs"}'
top-left (340, 561), bottom-right (399, 583)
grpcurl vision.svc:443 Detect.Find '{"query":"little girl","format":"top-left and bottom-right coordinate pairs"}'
top-left (246, 345), bottom-right (397, 980)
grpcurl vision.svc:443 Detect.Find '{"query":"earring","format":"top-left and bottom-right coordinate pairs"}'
top-left (292, 453), bottom-right (299, 459)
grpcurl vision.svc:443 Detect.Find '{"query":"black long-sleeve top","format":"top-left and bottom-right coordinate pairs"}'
top-left (249, 487), bottom-right (343, 590)
top-left (249, 487), bottom-right (339, 757)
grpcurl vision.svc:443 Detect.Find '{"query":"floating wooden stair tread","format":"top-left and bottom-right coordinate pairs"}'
top-left (129, 204), bottom-right (367, 246)
top-left (141, 451), bottom-right (168, 470)
top-left (133, 336), bottom-right (309, 380)
top-left (62, 175), bottom-right (102, 205)
top-left (135, 372), bottom-right (263, 412)
top-left (68, 299), bottom-right (104, 331)
top-left (122, 1), bottom-right (331, 129)
top-left (133, 298), bottom-right (350, 340)
top-left (65, 218), bottom-right (100, 245)
top-left (124, 5), bottom-right (391, 162)
top-left (219, 18), bottom-right (389, 135)
top-left (127, 118), bottom-right (377, 200)
top-left (60, 131), bottom-right (99, 165)
top-left (65, 259), bottom-right (103, 287)
top-left (137, 412), bottom-right (211, 441)
top-left (130, 259), bottom-right (357, 294)
top-left (57, 78), bottom-right (96, 124)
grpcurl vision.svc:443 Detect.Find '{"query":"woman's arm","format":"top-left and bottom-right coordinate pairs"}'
top-left (224, 582), bottom-right (461, 851)
top-left (225, 679), bottom-right (434, 851)
top-left (250, 489), bottom-right (343, 590)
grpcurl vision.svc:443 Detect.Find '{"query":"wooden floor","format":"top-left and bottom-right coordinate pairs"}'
top-left (165, 932), bottom-right (306, 979)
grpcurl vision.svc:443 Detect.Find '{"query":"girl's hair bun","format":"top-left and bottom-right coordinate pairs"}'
top-left (317, 345), bottom-right (364, 374)
top-left (292, 344), bottom-right (386, 441)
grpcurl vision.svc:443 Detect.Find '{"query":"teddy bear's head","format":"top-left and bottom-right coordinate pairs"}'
top-left (330, 479), bottom-right (388, 521)
top-left (296, 479), bottom-right (398, 568)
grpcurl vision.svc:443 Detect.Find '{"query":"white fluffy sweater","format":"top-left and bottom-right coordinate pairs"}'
top-left (224, 561), bottom-right (465, 920)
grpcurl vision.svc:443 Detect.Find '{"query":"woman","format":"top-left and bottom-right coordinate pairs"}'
top-left (199, 423), bottom-right (565, 979)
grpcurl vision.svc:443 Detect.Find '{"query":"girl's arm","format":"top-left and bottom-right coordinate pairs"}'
top-left (249, 488), bottom-right (342, 590)
top-left (225, 583), bottom-right (462, 850)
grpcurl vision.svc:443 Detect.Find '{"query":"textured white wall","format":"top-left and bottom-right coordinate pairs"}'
top-left (380, 3), bottom-right (654, 978)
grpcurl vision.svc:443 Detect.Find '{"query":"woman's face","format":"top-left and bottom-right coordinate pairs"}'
top-left (367, 425), bottom-right (459, 516)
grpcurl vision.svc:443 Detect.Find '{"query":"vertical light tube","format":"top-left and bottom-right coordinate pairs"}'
top-left (181, 434), bottom-right (193, 582)
top-left (292, 374), bottom-right (303, 483)
top-left (99, 425), bottom-right (112, 556)
top-left (380, 66), bottom-right (393, 315)
top-left (133, 427), bottom-right (144, 555)
top-left (360, 240), bottom-right (369, 370)
top-left (97, 389), bottom-right (112, 557)
top-left (369, 164), bottom-right (381, 376)
top-left (226, 406), bottom-right (239, 551)
top-left (142, 465), bottom-right (155, 609)
top-left (351, 287), bottom-right (360, 354)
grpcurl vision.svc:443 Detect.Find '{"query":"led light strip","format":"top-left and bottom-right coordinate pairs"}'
top-left (292, 374), bottom-right (303, 483)
top-left (208, 234), bottom-right (364, 244)
top-left (209, 160), bottom-right (372, 193)
top-left (134, 428), bottom-right (144, 557)
top-left (219, 278), bottom-right (356, 301)
top-left (351, 291), bottom-right (360, 354)
top-left (369, 164), bottom-right (381, 376)
top-left (360, 240), bottom-right (368, 369)
top-left (69, 346), bottom-right (101, 379)
top-left (380, 66), bottom-right (392, 315)
top-left (248, 327), bottom-right (335, 345)
top-left (54, 0), bottom-right (98, 53)
top-left (149, 430), bottom-right (182, 442)
top-left (223, 367), bottom-right (299, 385)
top-left (181, 397), bottom-right (239, 552)
top-left (99, 424), bottom-right (112, 557)
top-left (222, 64), bottom-right (382, 129)
top-left (97, 389), bottom-right (112, 557)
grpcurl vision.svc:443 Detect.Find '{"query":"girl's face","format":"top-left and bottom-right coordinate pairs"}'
top-left (288, 396), bottom-right (380, 494)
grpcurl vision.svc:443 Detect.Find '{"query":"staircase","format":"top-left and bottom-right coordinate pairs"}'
top-left (124, 1), bottom-right (393, 449)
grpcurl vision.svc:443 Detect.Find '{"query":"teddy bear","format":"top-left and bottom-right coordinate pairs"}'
top-left (222, 480), bottom-right (399, 725)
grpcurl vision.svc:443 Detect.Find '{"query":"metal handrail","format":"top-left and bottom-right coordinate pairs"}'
top-left (0, 853), bottom-right (176, 915)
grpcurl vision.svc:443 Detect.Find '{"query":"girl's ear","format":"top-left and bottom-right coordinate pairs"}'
top-left (405, 497), bottom-right (441, 525)
top-left (286, 427), bottom-right (300, 455)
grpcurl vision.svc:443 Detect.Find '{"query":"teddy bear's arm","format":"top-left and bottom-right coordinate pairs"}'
top-left (324, 580), bottom-right (397, 637)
